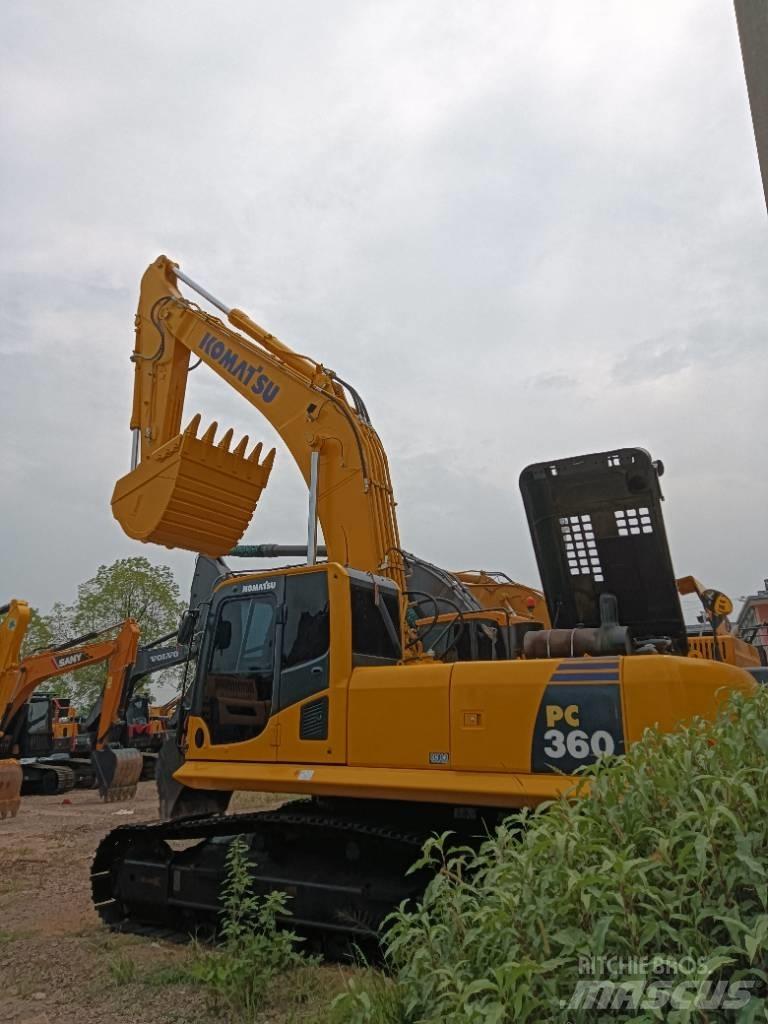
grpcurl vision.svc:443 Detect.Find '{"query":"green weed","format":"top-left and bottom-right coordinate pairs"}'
top-left (108, 952), bottom-right (139, 986)
top-left (182, 834), bottom-right (318, 1021)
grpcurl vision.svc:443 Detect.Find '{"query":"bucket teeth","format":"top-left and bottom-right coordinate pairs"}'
top-left (184, 413), bottom-right (202, 437)
top-left (112, 418), bottom-right (277, 556)
top-left (201, 421), bottom-right (218, 445)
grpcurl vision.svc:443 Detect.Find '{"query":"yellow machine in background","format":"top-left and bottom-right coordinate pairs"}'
top-left (91, 261), bottom-right (758, 947)
top-left (453, 569), bottom-right (550, 625)
top-left (0, 600), bottom-right (31, 816)
top-left (0, 615), bottom-right (142, 812)
top-left (677, 575), bottom-right (762, 669)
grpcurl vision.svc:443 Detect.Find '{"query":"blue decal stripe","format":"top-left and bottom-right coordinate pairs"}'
top-left (550, 672), bottom-right (620, 682)
top-left (555, 661), bottom-right (619, 669)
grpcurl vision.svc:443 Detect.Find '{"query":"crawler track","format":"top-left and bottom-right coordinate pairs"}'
top-left (91, 800), bottom-right (432, 956)
top-left (21, 762), bottom-right (76, 796)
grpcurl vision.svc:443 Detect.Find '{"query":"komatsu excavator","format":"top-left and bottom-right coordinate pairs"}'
top-left (88, 259), bottom-right (758, 948)
top-left (0, 614), bottom-right (142, 811)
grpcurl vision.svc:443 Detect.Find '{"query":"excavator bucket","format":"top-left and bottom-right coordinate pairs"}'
top-left (111, 416), bottom-right (276, 556)
top-left (0, 759), bottom-right (22, 819)
top-left (91, 746), bottom-right (143, 802)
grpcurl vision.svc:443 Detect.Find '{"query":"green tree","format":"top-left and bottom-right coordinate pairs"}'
top-left (70, 557), bottom-right (185, 705)
top-left (31, 558), bottom-right (185, 706)
top-left (19, 607), bottom-right (55, 659)
top-left (72, 557), bottom-right (183, 638)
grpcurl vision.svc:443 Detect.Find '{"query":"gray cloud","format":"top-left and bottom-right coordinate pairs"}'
top-left (527, 372), bottom-right (578, 391)
top-left (1, 0), bottom-right (766, 618)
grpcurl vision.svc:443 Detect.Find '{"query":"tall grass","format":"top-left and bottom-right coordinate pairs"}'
top-left (335, 688), bottom-right (768, 1023)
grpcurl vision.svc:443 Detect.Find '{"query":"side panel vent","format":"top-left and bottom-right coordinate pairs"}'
top-left (300, 696), bottom-right (329, 740)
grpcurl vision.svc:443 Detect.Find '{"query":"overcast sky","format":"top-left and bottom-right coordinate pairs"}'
top-left (1, 0), bottom-right (766, 629)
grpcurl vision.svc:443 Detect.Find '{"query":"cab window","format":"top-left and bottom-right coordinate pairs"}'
top-left (205, 595), bottom-right (277, 745)
top-left (277, 572), bottom-right (331, 710)
top-left (351, 580), bottom-right (400, 666)
top-left (282, 573), bottom-right (329, 669)
top-left (211, 598), bottom-right (276, 675)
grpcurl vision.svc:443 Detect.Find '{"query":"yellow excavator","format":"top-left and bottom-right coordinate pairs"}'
top-left (89, 259), bottom-right (757, 948)
top-left (677, 576), bottom-right (763, 670)
top-left (0, 600), bottom-right (30, 816)
top-left (0, 610), bottom-right (143, 814)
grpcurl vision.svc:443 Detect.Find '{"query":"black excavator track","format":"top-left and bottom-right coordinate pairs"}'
top-left (21, 762), bottom-right (76, 796)
top-left (91, 800), bottom-right (436, 958)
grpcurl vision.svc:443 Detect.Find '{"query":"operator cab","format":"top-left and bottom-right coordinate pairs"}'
top-left (194, 564), bottom-right (402, 747)
top-left (126, 695), bottom-right (150, 726)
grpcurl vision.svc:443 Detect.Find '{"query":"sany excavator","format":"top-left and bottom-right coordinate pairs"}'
top-left (0, 611), bottom-right (142, 814)
top-left (91, 259), bottom-right (757, 948)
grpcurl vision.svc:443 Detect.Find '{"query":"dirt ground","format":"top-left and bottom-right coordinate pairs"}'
top-left (0, 783), bottom-right (345, 1024)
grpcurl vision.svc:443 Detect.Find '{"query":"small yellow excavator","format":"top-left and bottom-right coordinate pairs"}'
top-left (90, 260), bottom-right (757, 949)
top-left (0, 611), bottom-right (142, 814)
top-left (677, 576), bottom-right (763, 669)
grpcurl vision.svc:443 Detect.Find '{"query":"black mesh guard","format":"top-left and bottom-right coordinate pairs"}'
top-left (519, 448), bottom-right (687, 653)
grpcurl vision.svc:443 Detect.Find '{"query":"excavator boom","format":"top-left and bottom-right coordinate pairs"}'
top-left (114, 257), bottom-right (404, 589)
top-left (0, 600), bottom-right (31, 677)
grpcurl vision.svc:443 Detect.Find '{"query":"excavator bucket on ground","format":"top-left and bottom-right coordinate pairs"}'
top-left (0, 759), bottom-right (22, 818)
top-left (91, 746), bottom-right (143, 802)
top-left (111, 416), bottom-right (275, 556)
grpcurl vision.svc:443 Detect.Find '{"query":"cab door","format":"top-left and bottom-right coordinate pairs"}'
top-left (195, 585), bottom-right (283, 762)
top-left (276, 570), bottom-right (339, 764)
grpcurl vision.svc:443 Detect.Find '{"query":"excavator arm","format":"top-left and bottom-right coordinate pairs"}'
top-left (0, 600), bottom-right (31, 678)
top-left (113, 256), bottom-right (404, 589)
top-left (90, 620), bottom-right (142, 752)
top-left (0, 621), bottom-right (138, 740)
top-left (676, 575), bottom-right (734, 636)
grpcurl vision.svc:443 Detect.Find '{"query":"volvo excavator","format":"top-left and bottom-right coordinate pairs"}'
top-left (0, 611), bottom-right (143, 812)
top-left (88, 258), bottom-right (758, 949)
top-left (83, 631), bottom-right (196, 780)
